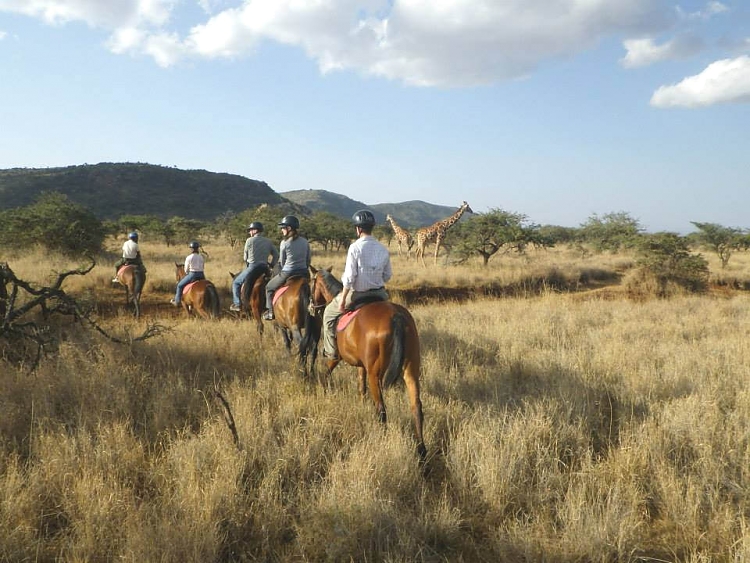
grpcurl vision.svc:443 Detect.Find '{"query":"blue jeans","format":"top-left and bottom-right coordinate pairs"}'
top-left (175, 271), bottom-right (205, 303)
top-left (232, 263), bottom-right (265, 306)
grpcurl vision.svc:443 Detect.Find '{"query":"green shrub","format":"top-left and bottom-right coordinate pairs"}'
top-left (633, 232), bottom-right (708, 296)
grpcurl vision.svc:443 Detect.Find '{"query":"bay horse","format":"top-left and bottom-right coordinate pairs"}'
top-left (268, 275), bottom-right (320, 379)
top-left (114, 264), bottom-right (146, 319)
top-left (309, 266), bottom-right (426, 461)
top-left (174, 264), bottom-right (221, 319)
top-left (229, 264), bottom-right (270, 335)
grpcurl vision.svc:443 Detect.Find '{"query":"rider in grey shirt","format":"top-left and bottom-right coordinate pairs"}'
top-left (263, 215), bottom-right (311, 320)
top-left (230, 222), bottom-right (278, 311)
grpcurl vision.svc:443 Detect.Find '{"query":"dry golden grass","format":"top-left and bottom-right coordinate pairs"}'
top-left (2, 240), bottom-right (750, 561)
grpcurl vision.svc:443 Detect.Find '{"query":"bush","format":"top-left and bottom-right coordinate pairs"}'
top-left (631, 233), bottom-right (708, 297)
top-left (0, 192), bottom-right (105, 256)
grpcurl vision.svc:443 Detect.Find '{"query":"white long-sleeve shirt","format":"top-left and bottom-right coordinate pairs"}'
top-left (341, 235), bottom-right (392, 292)
top-left (184, 252), bottom-right (205, 273)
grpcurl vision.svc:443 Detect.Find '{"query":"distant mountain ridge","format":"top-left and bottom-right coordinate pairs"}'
top-left (0, 163), bottom-right (465, 227)
top-left (281, 189), bottom-right (460, 228)
top-left (0, 163), bottom-right (288, 220)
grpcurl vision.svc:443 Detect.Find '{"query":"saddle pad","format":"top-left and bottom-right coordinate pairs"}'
top-left (116, 265), bottom-right (131, 278)
top-left (337, 309), bottom-right (360, 332)
top-left (272, 285), bottom-right (290, 306)
top-left (182, 281), bottom-right (201, 296)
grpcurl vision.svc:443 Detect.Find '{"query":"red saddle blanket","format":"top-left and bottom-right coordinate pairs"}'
top-left (337, 310), bottom-right (360, 332)
top-left (182, 281), bottom-right (202, 296)
top-left (272, 285), bottom-right (289, 306)
top-left (116, 265), bottom-right (131, 278)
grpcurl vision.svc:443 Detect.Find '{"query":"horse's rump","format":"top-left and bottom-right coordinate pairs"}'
top-left (241, 264), bottom-right (270, 304)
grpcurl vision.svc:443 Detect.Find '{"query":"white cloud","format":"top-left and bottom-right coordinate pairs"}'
top-left (621, 35), bottom-right (703, 68)
top-left (0, 30), bottom-right (7, 40)
top-left (679, 1), bottom-right (728, 20)
top-left (650, 55), bottom-right (750, 107)
top-left (0, 0), bottom-right (680, 86)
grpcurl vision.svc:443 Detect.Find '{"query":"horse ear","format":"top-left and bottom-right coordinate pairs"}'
top-left (309, 266), bottom-right (318, 275)
top-left (175, 262), bottom-right (180, 267)
top-left (229, 271), bottom-right (236, 279)
top-left (326, 265), bottom-right (333, 272)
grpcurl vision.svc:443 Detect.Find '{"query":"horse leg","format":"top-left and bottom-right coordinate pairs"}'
top-left (357, 366), bottom-right (367, 400)
top-left (281, 328), bottom-right (292, 354)
top-left (366, 366), bottom-right (387, 424)
top-left (196, 295), bottom-right (210, 320)
top-left (403, 361), bottom-right (426, 461)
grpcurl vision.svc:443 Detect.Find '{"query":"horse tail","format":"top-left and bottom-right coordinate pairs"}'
top-left (206, 283), bottom-right (221, 319)
top-left (384, 311), bottom-right (406, 388)
top-left (133, 268), bottom-right (145, 299)
top-left (298, 282), bottom-right (321, 362)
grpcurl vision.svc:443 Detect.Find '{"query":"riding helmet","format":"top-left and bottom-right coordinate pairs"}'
top-left (278, 215), bottom-right (300, 230)
top-left (128, 232), bottom-right (139, 241)
top-left (352, 210), bottom-right (376, 228)
top-left (247, 222), bottom-right (264, 232)
top-left (189, 241), bottom-right (200, 250)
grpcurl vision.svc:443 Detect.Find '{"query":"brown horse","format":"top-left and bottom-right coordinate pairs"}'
top-left (268, 275), bottom-right (320, 379)
top-left (229, 264), bottom-right (270, 335)
top-left (309, 266), bottom-right (426, 461)
top-left (114, 264), bottom-right (146, 319)
top-left (174, 264), bottom-right (221, 319)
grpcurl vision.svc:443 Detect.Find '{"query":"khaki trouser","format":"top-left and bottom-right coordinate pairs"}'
top-left (322, 287), bottom-right (389, 358)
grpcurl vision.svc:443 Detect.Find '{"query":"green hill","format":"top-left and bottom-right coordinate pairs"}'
top-left (0, 163), bottom-right (288, 220)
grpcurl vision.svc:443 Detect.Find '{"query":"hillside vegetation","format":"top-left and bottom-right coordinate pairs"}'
top-left (0, 163), bottom-right (287, 220)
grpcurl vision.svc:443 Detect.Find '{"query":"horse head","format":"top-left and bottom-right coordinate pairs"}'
top-left (309, 265), bottom-right (338, 308)
top-left (175, 262), bottom-right (186, 280)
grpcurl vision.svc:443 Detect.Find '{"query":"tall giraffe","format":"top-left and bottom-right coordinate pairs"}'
top-left (414, 201), bottom-right (474, 266)
top-left (385, 214), bottom-right (414, 259)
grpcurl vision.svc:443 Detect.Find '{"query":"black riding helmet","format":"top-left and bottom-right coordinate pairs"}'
top-left (247, 222), bottom-right (264, 232)
top-left (278, 215), bottom-right (300, 230)
top-left (352, 210), bottom-right (376, 228)
top-left (189, 241), bottom-right (200, 250)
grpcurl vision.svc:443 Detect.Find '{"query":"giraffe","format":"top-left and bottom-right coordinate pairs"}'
top-left (414, 201), bottom-right (474, 266)
top-left (385, 214), bottom-right (414, 259)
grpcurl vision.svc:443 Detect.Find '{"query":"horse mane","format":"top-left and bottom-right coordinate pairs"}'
top-left (321, 269), bottom-right (343, 298)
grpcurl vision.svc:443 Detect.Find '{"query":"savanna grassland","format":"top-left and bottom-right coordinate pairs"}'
top-left (1, 238), bottom-right (750, 562)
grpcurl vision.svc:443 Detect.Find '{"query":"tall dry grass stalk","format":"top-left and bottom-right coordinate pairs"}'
top-left (2, 240), bottom-right (750, 561)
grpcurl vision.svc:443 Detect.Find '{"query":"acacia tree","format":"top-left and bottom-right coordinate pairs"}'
top-left (636, 232), bottom-right (709, 295)
top-left (579, 211), bottom-right (643, 253)
top-left (450, 208), bottom-right (551, 266)
top-left (0, 192), bottom-right (104, 256)
top-left (690, 222), bottom-right (745, 269)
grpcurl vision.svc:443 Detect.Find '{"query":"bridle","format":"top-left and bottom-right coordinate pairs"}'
top-left (308, 274), bottom-right (328, 315)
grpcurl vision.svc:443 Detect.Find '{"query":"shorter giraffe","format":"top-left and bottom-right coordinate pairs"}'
top-left (414, 201), bottom-right (474, 266)
top-left (385, 214), bottom-right (414, 259)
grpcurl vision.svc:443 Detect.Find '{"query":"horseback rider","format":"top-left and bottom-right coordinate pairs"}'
top-left (172, 241), bottom-right (205, 307)
top-left (230, 222), bottom-right (279, 312)
top-left (322, 210), bottom-right (391, 360)
top-left (113, 231), bottom-right (146, 282)
top-left (263, 215), bottom-right (311, 320)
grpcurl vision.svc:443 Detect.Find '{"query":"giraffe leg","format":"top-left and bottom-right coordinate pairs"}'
top-left (434, 234), bottom-right (442, 265)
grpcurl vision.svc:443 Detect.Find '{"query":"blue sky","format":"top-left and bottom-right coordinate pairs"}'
top-left (0, 0), bottom-right (748, 233)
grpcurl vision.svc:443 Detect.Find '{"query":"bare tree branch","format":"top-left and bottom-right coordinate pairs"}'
top-left (1, 259), bottom-right (170, 372)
